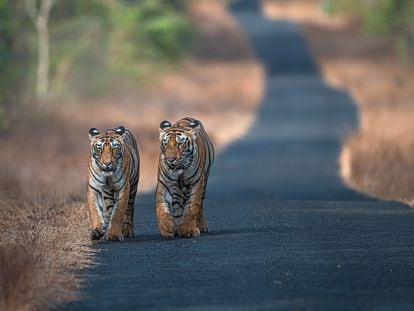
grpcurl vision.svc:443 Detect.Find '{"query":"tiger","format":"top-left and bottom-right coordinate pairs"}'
top-left (156, 117), bottom-right (215, 239)
top-left (87, 126), bottom-right (140, 241)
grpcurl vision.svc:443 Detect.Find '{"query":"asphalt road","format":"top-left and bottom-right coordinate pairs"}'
top-left (66, 1), bottom-right (414, 310)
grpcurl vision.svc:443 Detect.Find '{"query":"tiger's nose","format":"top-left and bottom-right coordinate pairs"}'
top-left (102, 163), bottom-right (112, 170)
top-left (165, 156), bottom-right (177, 163)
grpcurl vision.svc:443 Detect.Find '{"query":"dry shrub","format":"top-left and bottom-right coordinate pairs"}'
top-left (263, 0), bottom-right (414, 204)
top-left (0, 195), bottom-right (93, 311)
top-left (340, 107), bottom-right (414, 204)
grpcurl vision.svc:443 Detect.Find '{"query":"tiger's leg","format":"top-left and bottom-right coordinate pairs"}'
top-left (155, 182), bottom-right (174, 239)
top-left (87, 186), bottom-right (106, 241)
top-left (196, 174), bottom-right (209, 233)
top-left (104, 182), bottom-right (130, 242)
top-left (177, 178), bottom-right (205, 238)
top-left (122, 180), bottom-right (137, 238)
top-left (102, 186), bottom-right (115, 230)
top-left (171, 186), bottom-right (184, 234)
top-left (196, 203), bottom-right (208, 233)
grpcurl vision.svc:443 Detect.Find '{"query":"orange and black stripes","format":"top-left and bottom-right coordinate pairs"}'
top-left (87, 126), bottom-right (140, 241)
top-left (155, 117), bottom-right (214, 238)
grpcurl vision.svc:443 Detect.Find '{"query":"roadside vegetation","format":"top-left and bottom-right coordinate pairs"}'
top-left (320, 0), bottom-right (414, 58)
top-left (0, 1), bottom-right (263, 310)
top-left (263, 0), bottom-right (414, 205)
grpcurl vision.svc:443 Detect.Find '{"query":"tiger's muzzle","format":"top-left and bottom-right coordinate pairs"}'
top-left (101, 163), bottom-right (115, 171)
top-left (98, 161), bottom-right (117, 176)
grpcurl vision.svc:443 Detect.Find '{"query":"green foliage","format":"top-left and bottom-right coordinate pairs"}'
top-left (0, 0), bottom-right (13, 105)
top-left (50, 16), bottom-right (109, 97)
top-left (320, 0), bottom-right (414, 56)
top-left (0, 0), bottom-right (30, 130)
top-left (0, 105), bottom-right (10, 130)
top-left (48, 0), bottom-right (193, 97)
top-left (0, 0), bottom-right (194, 103)
top-left (107, 0), bottom-right (193, 79)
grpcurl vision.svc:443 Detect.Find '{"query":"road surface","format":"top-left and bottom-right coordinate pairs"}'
top-left (66, 1), bottom-right (414, 310)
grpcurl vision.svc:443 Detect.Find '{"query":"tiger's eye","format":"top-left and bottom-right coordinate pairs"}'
top-left (177, 136), bottom-right (186, 145)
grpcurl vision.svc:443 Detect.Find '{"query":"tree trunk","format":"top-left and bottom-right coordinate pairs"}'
top-left (25, 0), bottom-right (56, 104)
top-left (36, 16), bottom-right (49, 103)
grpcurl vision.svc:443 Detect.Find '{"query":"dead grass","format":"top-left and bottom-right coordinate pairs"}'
top-left (263, 0), bottom-right (414, 205)
top-left (0, 196), bottom-right (93, 311)
top-left (0, 1), bottom-right (263, 309)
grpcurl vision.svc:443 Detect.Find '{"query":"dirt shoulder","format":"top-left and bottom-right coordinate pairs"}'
top-left (263, 0), bottom-right (414, 205)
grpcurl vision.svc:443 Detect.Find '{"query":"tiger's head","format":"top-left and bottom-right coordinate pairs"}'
top-left (159, 119), bottom-right (200, 170)
top-left (89, 126), bottom-right (126, 176)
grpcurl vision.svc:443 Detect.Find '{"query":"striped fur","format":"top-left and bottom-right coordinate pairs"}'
top-left (87, 126), bottom-right (140, 241)
top-left (156, 117), bottom-right (214, 238)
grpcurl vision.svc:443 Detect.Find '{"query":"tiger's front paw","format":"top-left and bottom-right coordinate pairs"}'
top-left (197, 222), bottom-right (209, 233)
top-left (104, 233), bottom-right (124, 242)
top-left (176, 223), bottom-right (200, 238)
top-left (157, 213), bottom-right (174, 239)
top-left (90, 227), bottom-right (105, 241)
top-left (197, 218), bottom-right (209, 233)
top-left (122, 227), bottom-right (135, 238)
top-left (104, 227), bottom-right (124, 242)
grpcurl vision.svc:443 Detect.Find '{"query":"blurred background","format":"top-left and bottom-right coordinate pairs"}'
top-left (1, 0), bottom-right (414, 202)
top-left (2, 1), bottom-right (414, 309)
top-left (0, 0), bottom-right (263, 199)
top-left (263, 0), bottom-right (414, 204)
top-left (0, 0), bottom-right (414, 202)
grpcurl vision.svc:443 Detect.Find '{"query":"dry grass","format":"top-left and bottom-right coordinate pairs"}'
top-left (0, 1), bottom-right (263, 310)
top-left (0, 196), bottom-right (93, 311)
top-left (263, 0), bottom-right (414, 205)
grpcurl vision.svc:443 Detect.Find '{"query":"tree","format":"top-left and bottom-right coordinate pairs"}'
top-left (25, 0), bottom-right (57, 103)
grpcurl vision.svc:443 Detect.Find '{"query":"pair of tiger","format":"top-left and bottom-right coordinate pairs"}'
top-left (87, 117), bottom-right (214, 241)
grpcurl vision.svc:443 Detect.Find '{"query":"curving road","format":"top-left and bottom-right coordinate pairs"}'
top-left (67, 1), bottom-right (414, 310)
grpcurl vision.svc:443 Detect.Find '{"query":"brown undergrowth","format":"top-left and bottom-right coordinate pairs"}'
top-left (0, 197), bottom-right (93, 311)
top-left (263, 0), bottom-right (414, 205)
top-left (0, 1), bottom-right (263, 310)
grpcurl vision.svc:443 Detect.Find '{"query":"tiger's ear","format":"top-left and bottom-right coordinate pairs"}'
top-left (159, 121), bottom-right (171, 140)
top-left (89, 128), bottom-right (100, 140)
top-left (115, 126), bottom-right (126, 138)
top-left (160, 120), bottom-right (171, 130)
top-left (188, 120), bottom-right (200, 139)
top-left (189, 120), bottom-right (200, 131)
